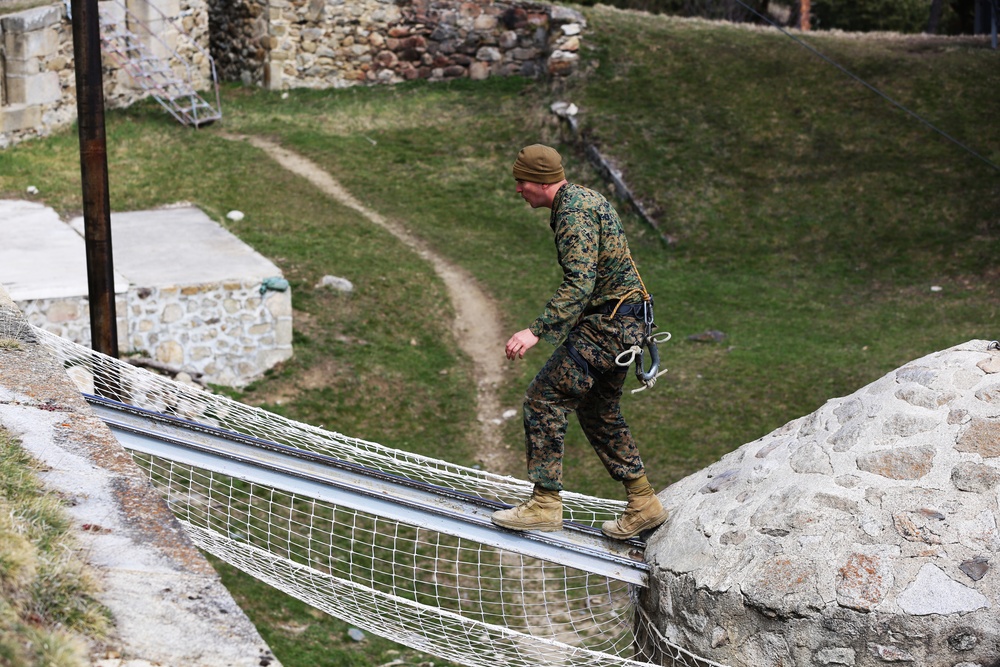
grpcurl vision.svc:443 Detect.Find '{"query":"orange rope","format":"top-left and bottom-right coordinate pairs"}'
top-left (608, 256), bottom-right (650, 319)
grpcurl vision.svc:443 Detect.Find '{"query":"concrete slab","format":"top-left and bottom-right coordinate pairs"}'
top-left (1, 199), bottom-right (292, 386)
top-left (0, 199), bottom-right (129, 300)
top-left (0, 199), bottom-right (282, 303)
top-left (67, 205), bottom-right (282, 286)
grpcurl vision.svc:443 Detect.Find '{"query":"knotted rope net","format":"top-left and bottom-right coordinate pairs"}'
top-left (30, 325), bottom-right (728, 667)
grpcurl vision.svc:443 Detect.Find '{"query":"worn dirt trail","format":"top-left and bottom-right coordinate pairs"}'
top-left (228, 134), bottom-right (519, 474)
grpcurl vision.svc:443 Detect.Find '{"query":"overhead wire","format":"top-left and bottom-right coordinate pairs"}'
top-left (725, 0), bottom-right (1000, 174)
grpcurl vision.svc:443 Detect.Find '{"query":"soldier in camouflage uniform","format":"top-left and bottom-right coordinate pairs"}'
top-left (491, 144), bottom-right (669, 540)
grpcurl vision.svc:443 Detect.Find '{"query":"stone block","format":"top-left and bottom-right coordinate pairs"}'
top-left (46, 55), bottom-right (69, 72)
top-left (896, 563), bottom-right (989, 615)
top-left (4, 25), bottom-right (59, 61)
top-left (975, 382), bottom-right (1000, 403)
top-left (0, 103), bottom-right (42, 132)
top-left (275, 318), bottom-right (292, 346)
top-left (978, 354), bottom-right (1000, 373)
top-left (155, 340), bottom-right (184, 365)
top-left (468, 60), bottom-right (489, 80)
top-left (473, 14), bottom-right (497, 30)
top-left (264, 291), bottom-right (292, 318)
top-left (951, 461), bottom-right (1000, 492)
top-left (161, 303), bottom-right (184, 323)
top-left (265, 59), bottom-right (285, 92)
top-left (475, 45), bottom-right (500, 62)
top-left (789, 441), bottom-right (833, 475)
top-left (856, 445), bottom-right (935, 480)
top-left (0, 5), bottom-right (63, 33)
top-left (46, 299), bottom-right (82, 323)
top-left (955, 417), bottom-right (1000, 457)
top-left (5, 71), bottom-right (62, 105)
top-left (835, 551), bottom-right (894, 611)
top-left (127, 0), bottom-right (181, 23)
top-left (98, 1), bottom-right (127, 27)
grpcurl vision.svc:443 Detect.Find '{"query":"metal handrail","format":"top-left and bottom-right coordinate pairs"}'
top-left (99, 0), bottom-right (221, 126)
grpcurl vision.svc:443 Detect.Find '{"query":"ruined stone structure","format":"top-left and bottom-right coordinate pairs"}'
top-left (210, 0), bottom-right (584, 89)
top-left (0, 0), bottom-right (214, 147)
top-left (0, 0), bottom-right (583, 145)
top-left (643, 339), bottom-right (1000, 666)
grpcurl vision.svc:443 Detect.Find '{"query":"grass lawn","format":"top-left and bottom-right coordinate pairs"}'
top-left (1, 6), bottom-right (997, 665)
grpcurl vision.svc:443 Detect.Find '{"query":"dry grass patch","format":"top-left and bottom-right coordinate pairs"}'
top-left (0, 428), bottom-right (110, 667)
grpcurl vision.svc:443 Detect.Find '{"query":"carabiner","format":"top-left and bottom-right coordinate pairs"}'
top-left (635, 331), bottom-right (671, 384)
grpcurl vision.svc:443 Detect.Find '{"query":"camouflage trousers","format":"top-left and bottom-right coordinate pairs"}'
top-left (523, 314), bottom-right (648, 491)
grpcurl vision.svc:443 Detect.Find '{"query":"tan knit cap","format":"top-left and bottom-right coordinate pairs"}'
top-left (512, 144), bottom-right (565, 184)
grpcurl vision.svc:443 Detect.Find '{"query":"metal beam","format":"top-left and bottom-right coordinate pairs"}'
top-left (87, 396), bottom-right (649, 586)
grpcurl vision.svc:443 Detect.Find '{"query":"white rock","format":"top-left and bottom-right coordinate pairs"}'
top-left (26, 185), bottom-right (38, 194)
top-left (316, 275), bottom-right (353, 292)
top-left (550, 101), bottom-right (578, 118)
top-left (897, 564), bottom-right (990, 615)
top-left (226, 210), bottom-right (245, 222)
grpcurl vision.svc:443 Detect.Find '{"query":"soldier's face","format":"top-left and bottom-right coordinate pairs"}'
top-left (516, 180), bottom-right (548, 209)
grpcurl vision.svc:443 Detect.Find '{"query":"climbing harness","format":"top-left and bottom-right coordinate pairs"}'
top-left (610, 258), bottom-right (671, 394)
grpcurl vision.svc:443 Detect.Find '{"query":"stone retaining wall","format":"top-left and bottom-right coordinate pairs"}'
top-left (17, 279), bottom-right (292, 387)
top-left (229, 0), bottom-right (586, 89)
top-left (125, 280), bottom-right (292, 387)
top-left (16, 293), bottom-right (131, 350)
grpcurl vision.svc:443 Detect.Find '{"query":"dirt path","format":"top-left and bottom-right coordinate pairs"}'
top-left (226, 134), bottom-right (519, 475)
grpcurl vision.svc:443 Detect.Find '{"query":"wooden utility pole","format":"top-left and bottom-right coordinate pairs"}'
top-left (800, 0), bottom-right (811, 30)
top-left (70, 0), bottom-right (119, 359)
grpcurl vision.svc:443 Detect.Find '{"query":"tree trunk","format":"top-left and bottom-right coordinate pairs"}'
top-left (926, 0), bottom-right (944, 33)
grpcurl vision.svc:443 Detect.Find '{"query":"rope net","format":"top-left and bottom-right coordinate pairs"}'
top-left (33, 326), bottom-right (729, 667)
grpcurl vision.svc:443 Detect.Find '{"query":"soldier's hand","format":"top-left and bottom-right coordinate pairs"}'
top-left (505, 329), bottom-right (539, 360)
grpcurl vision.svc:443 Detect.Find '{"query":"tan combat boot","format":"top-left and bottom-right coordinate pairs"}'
top-left (491, 486), bottom-right (563, 532)
top-left (601, 475), bottom-right (669, 540)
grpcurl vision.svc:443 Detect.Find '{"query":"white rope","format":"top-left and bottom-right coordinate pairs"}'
top-left (615, 332), bottom-right (672, 394)
top-left (32, 326), bottom-right (730, 667)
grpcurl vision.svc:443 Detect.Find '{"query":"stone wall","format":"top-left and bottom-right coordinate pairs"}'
top-left (17, 280), bottom-right (292, 387)
top-left (2, 0), bottom-right (582, 144)
top-left (16, 293), bottom-right (131, 350)
top-left (124, 280), bottom-right (292, 387)
top-left (0, 0), bottom-right (214, 148)
top-left (240, 0), bottom-right (586, 90)
top-left (1, 5), bottom-right (78, 147)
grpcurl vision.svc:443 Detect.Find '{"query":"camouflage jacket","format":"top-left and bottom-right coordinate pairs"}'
top-left (528, 184), bottom-right (644, 346)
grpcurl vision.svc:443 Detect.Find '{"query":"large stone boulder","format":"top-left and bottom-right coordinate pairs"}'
top-left (643, 339), bottom-right (1000, 667)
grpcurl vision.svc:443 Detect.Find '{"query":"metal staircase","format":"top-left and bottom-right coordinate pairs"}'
top-left (99, 0), bottom-right (222, 127)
